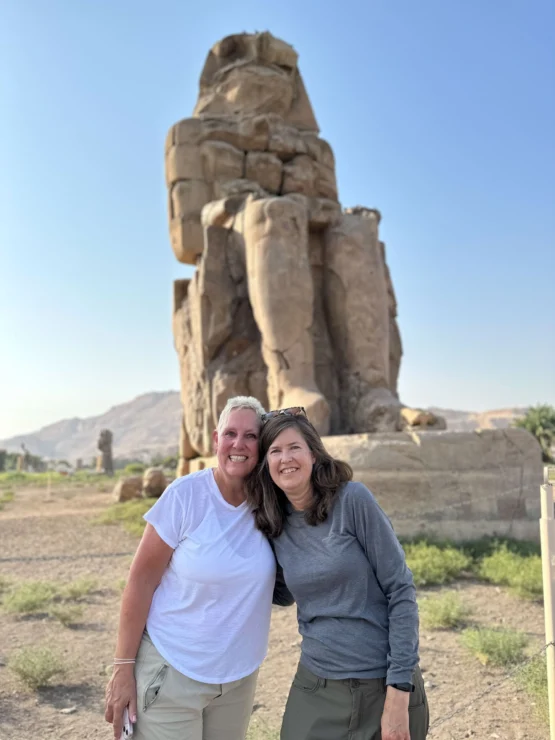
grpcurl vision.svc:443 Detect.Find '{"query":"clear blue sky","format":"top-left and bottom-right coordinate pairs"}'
top-left (1, 0), bottom-right (554, 439)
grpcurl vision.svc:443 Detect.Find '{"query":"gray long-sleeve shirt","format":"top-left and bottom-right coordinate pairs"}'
top-left (272, 481), bottom-right (419, 685)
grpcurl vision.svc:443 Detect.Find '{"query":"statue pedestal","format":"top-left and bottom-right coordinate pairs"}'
top-left (189, 428), bottom-right (543, 543)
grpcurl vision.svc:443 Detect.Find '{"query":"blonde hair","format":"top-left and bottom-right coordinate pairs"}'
top-left (217, 396), bottom-right (266, 434)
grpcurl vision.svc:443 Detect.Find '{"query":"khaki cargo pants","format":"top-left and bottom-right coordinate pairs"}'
top-left (281, 663), bottom-right (429, 740)
top-left (132, 632), bottom-right (258, 740)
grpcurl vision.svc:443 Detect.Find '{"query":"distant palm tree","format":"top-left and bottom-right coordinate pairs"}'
top-left (514, 404), bottom-right (555, 462)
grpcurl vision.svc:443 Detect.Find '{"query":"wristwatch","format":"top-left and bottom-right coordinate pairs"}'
top-left (390, 682), bottom-right (415, 693)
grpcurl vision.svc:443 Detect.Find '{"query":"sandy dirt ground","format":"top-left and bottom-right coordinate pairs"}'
top-left (0, 484), bottom-right (548, 740)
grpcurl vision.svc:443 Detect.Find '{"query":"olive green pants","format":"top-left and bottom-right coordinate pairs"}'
top-left (280, 663), bottom-right (429, 740)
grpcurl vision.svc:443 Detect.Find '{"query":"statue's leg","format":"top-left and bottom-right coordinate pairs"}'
top-left (324, 209), bottom-right (401, 433)
top-left (243, 196), bottom-right (330, 434)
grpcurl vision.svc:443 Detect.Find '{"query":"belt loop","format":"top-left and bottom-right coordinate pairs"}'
top-left (320, 677), bottom-right (327, 688)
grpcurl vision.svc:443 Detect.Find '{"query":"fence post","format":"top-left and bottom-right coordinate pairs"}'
top-left (540, 465), bottom-right (555, 740)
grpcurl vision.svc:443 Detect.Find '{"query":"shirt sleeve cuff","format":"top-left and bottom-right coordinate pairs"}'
top-left (143, 513), bottom-right (178, 549)
top-left (386, 670), bottom-right (415, 686)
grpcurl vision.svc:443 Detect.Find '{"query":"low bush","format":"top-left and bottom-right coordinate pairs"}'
top-left (3, 581), bottom-right (59, 614)
top-left (404, 542), bottom-right (471, 586)
top-left (59, 577), bottom-right (97, 600)
top-left (461, 627), bottom-right (528, 666)
top-left (124, 463), bottom-right (146, 475)
top-left (515, 653), bottom-right (549, 724)
top-left (419, 592), bottom-right (471, 629)
top-left (9, 647), bottom-right (66, 689)
top-left (478, 546), bottom-right (543, 600)
top-left (2, 577), bottom-right (99, 616)
top-left (48, 603), bottom-right (84, 627)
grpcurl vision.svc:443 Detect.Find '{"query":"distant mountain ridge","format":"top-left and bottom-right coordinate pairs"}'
top-left (0, 392), bottom-right (529, 463)
top-left (0, 392), bottom-right (182, 462)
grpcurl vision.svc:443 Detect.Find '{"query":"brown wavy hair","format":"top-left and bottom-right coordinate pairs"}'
top-left (246, 414), bottom-right (353, 538)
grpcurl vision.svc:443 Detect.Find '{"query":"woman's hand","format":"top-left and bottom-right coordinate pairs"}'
top-left (381, 686), bottom-right (410, 740)
top-left (105, 663), bottom-right (138, 740)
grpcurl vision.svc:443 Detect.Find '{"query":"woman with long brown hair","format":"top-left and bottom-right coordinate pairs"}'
top-left (247, 407), bottom-right (428, 740)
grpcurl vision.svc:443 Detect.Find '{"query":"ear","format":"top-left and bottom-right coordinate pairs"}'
top-left (212, 428), bottom-right (218, 454)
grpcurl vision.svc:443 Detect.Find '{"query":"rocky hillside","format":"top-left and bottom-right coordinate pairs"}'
top-left (0, 392), bottom-right (182, 463)
top-left (0, 392), bottom-right (529, 463)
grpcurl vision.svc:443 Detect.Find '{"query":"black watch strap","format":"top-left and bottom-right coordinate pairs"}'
top-left (390, 682), bottom-right (415, 692)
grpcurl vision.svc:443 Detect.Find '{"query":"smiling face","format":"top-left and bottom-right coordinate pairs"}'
top-left (266, 426), bottom-right (315, 501)
top-left (213, 408), bottom-right (260, 481)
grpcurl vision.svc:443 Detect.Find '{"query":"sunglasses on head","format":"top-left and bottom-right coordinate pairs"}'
top-left (261, 406), bottom-right (307, 424)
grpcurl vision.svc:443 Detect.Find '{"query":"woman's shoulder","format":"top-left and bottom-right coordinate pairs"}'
top-left (337, 479), bottom-right (375, 503)
top-left (171, 467), bottom-right (213, 489)
top-left (157, 468), bottom-right (215, 506)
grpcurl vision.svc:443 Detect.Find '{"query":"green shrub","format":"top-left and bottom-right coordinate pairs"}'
top-left (478, 546), bottom-right (543, 599)
top-left (515, 653), bottom-right (549, 724)
top-left (420, 592), bottom-right (471, 629)
top-left (514, 404), bottom-right (555, 462)
top-left (9, 647), bottom-right (66, 689)
top-left (404, 542), bottom-right (471, 586)
top-left (124, 463), bottom-right (146, 475)
top-left (48, 603), bottom-right (84, 627)
top-left (461, 628), bottom-right (528, 666)
top-left (3, 581), bottom-right (58, 614)
top-left (462, 536), bottom-right (540, 561)
top-left (59, 577), bottom-right (97, 600)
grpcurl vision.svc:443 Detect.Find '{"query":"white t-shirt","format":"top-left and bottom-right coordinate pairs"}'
top-left (143, 468), bottom-right (276, 683)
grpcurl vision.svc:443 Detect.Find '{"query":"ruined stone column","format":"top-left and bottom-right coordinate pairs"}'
top-left (97, 429), bottom-right (114, 476)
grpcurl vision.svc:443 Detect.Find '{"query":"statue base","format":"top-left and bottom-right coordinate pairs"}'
top-left (188, 428), bottom-right (543, 543)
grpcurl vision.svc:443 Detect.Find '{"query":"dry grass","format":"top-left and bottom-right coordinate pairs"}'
top-left (94, 497), bottom-right (157, 537)
top-left (461, 627), bottom-right (529, 666)
top-left (2, 581), bottom-right (59, 614)
top-left (8, 646), bottom-right (67, 689)
top-left (419, 592), bottom-right (471, 629)
top-left (48, 603), bottom-right (85, 627)
top-left (515, 653), bottom-right (549, 723)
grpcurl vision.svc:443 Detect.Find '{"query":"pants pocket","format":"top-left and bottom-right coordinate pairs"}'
top-left (143, 663), bottom-right (169, 712)
top-left (291, 663), bottom-right (322, 694)
top-left (408, 666), bottom-right (426, 710)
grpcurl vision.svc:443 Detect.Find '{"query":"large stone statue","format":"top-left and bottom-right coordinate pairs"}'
top-left (97, 429), bottom-right (114, 476)
top-left (167, 32), bottom-right (429, 469)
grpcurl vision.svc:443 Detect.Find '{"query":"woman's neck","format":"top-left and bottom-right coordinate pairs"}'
top-left (213, 468), bottom-right (246, 507)
top-left (287, 484), bottom-right (314, 512)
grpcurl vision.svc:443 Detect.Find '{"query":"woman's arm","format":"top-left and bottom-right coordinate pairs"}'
top-left (348, 483), bottom-right (419, 685)
top-left (105, 524), bottom-right (173, 740)
top-left (272, 561), bottom-right (295, 607)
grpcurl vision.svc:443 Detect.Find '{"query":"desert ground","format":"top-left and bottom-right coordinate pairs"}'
top-left (0, 481), bottom-right (549, 740)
